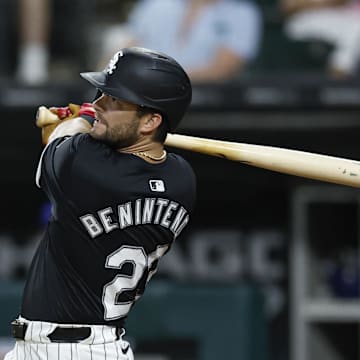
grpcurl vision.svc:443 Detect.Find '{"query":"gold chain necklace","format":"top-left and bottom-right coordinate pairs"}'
top-left (133, 150), bottom-right (167, 161)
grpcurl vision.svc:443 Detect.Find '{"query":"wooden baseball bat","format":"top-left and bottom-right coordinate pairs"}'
top-left (36, 105), bottom-right (360, 188)
top-left (165, 133), bottom-right (360, 188)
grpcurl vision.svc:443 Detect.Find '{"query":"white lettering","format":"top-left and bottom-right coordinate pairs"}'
top-left (135, 199), bottom-right (142, 225)
top-left (79, 198), bottom-right (189, 237)
top-left (98, 207), bottom-right (118, 233)
top-left (142, 198), bottom-right (155, 224)
top-left (170, 207), bottom-right (187, 234)
top-left (154, 198), bottom-right (169, 224)
top-left (118, 202), bottom-right (133, 229)
top-left (161, 202), bottom-right (179, 228)
top-left (174, 215), bottom-right (189, 238)
top-left (80, 214), bottom-right (104, 238)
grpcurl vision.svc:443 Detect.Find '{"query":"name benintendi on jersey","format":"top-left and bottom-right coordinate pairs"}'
top-left (79, 197), bottom-right (190, 239)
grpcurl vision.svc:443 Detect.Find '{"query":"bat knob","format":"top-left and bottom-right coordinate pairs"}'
top-left (36, 106), bottom-right (60, 128)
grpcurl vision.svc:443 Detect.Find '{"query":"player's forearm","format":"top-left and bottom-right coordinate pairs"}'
top-left (47, 117), bottom-right (92, 144)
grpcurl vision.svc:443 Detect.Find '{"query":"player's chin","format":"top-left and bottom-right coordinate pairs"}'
top-left (90, 121), bottom-right (107, 138)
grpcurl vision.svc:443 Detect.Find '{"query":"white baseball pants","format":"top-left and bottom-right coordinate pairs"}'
top-left (4, 317), bottom-right (134, 360)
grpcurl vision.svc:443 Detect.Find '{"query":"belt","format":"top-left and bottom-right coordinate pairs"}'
top-left (11, 320), bottom-right (119, 343)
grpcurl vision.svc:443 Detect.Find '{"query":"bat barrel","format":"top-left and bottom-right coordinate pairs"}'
top-left (165, 133), bottom-right (360, 188)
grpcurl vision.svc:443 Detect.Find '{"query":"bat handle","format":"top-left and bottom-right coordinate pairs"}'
top-left (36, 106), bottom-right (60, 127)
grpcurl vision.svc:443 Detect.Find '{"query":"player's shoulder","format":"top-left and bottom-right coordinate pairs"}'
top-left (167, 152), bottom-right (196, 178)
top-left (42, 134), bottom-right (111, 170)
top-left (169, 152), bottom-right (192, 166)
top-left (47, 133), bottom-right (103, 153)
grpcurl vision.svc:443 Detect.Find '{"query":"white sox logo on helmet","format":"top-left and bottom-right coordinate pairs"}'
top-left (106, 50), bottom-right (124, 75)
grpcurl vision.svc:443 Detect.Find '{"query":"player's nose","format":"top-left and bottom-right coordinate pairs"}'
top-left (93, 95), bottom-right (106, 112)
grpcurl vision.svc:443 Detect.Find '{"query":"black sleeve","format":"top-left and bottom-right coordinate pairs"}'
top-left (35, 133), bottom-right (91, 202)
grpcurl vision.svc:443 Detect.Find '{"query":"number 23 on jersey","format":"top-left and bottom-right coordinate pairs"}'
top-left (102, 244), bottom-right (169, 320)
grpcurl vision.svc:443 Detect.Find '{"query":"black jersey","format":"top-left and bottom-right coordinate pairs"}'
top-left (22, 134), bottom-right (196, 326)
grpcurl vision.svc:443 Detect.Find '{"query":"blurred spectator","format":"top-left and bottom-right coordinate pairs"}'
top-left (3, 0), bottom-right (95, 85)
top-left (16, 0), bottom-right (50, 85)
top-left (280, 0), bottom-right (360, 78)
top-left (97, 0), bottom-right (263, 83)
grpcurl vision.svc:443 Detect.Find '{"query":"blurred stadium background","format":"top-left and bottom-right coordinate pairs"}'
top-left (0, 0), bottom-right (360, 359)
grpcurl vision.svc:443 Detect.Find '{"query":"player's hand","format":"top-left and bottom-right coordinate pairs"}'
top-left (36, 103), bottom-right (95, 144)
top-left (50, 103), bottom-right (81, 120)
top-left (78, 103), bottom-right (96, 125)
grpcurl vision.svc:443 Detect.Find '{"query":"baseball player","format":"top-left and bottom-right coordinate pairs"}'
top-left (5, 47), bottom-right (196, 360)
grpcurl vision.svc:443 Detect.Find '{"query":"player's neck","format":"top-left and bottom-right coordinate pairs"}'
top-left (119, 140), bottom-right (166, 163)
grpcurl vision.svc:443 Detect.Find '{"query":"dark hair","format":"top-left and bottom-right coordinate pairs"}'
top-left (136, 106), bottom-right (169, 143)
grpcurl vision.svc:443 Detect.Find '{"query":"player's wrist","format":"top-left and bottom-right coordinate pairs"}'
top-left (79, 103), bottom-right (95, 126)
top-left (80, 114), bottom-right (95, 126)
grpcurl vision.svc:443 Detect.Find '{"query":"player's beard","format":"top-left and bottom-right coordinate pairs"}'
top-left (90, 115), bottom-right (141, 149)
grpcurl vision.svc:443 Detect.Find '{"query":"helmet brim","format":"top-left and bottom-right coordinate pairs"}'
top-left (80, 71), bottom-right (107, 88)
top-left (80, 71), bottom-right (140, 104)
top-left (80, 70), bottom-right (159, 109)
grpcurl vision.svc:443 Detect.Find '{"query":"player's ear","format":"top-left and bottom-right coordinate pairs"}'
top-left (140, 113), bottom-right (162, 134)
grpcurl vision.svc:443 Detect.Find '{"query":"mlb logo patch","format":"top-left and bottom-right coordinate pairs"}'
top-left (149, 180), bottom-right (165, 192)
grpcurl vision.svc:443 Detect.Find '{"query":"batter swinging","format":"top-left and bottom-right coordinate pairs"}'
top-left (5, 47), bottom-right (196, 360)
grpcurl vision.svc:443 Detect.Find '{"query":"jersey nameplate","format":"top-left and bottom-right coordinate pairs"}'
top-left (79, 197), bottom-right (189, 239)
